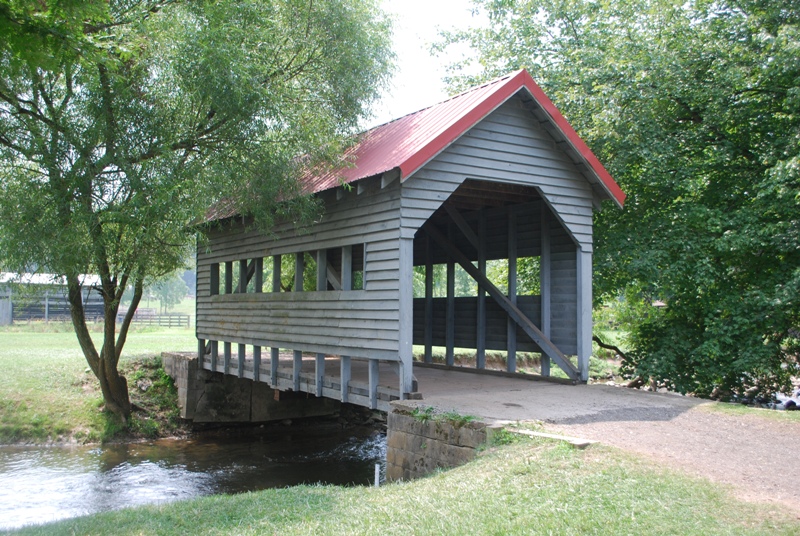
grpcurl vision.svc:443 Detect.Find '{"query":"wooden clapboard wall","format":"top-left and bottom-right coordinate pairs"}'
top-left (196, 175), bottom-right (404, 361)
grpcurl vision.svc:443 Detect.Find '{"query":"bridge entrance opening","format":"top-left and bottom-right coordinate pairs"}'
top-left (411, 179), bottom-right (581, 380)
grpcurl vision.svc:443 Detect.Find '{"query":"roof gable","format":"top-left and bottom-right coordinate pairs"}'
top-left (305, 69), bottom-right (625, 208)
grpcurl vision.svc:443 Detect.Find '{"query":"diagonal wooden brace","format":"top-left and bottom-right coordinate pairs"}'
top-left (424, 224), bottom-right (579, 380)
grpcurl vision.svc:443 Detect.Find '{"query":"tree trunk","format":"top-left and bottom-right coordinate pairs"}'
top-left (66, 274), bottom-right (132, 422)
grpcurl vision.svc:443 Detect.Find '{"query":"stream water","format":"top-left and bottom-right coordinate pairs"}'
top-left (0, 425), bottom-right (385, 531)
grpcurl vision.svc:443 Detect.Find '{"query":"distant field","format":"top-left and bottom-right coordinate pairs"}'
top-left (0, 323), bottom-right (197, 443)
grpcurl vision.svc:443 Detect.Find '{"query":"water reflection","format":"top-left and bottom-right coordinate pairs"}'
top-left (0, 426), bottom-right (385, 531)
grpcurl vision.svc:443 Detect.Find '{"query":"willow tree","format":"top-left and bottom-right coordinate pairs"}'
top-left (440, 0), bottom-right (800, 398)
top-left (0, 0), bottom-right (393, 421)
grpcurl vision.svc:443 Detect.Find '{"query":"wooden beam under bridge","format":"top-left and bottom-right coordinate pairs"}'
top-left (423, 224), bottom-right (580, 381)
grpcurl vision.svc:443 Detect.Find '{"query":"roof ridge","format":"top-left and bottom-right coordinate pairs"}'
top-left (360, 70), bottom-right (520, 135)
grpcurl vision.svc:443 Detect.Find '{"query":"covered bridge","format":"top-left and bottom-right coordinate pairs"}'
top-left (195, 70), bottom-right (626, 411)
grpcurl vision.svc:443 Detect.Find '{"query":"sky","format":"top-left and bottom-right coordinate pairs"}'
top-left (368, 0), bottom-right (486, 127)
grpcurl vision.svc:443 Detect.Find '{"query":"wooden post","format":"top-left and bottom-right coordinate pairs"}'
top-left (540, 204), bottom-right (551, 377)
top-left (238, 259), bottom-right (247, 293)
top-left (398, 237), bottom-right (415, 398)
top-left (368, 359), bottom-right (379, 410)
top-left (295, 252), bottom-right (304, 292)
top-left (197, 338), bottom-right (205, 361)
top-left (224, 261), bottom-right (233, 294)
top-left (446, 224), bottom-right (455, 367)
top-left (224, 342), bottom-right (231, 374)
top-left (340, 355), bottom-right (351, 403)
top-left (507, 207), bottom-right (518, 373)
top-left (270, 347), bottom-right (279, 388)
top-left (211, 340), bottom-right (218, 372)
top-left (271, 255), bottom-right (281, 387)
top-left (272, 255), bottom-right (282, 293)
top-left (341, 246), bottom-right (352, 290)
top-left (424, 233), bottom-right (433, 364)
top-left (210, 263), bottom-right (220, 295)
top-left (254, 257), bottom-right (263, 293)
top-left (44, 291), bottom-right (49, 322)
top-left (477, 209), bottom-right (487, 369)
top-left (237, 343), bottom-right (245, 378)
top-left (577, 248), bottom-right (592, 382)
top-left (341, 246), bottom-right (352, 402)
top-left (316, 249), bottom-right (326, 396)
top-left (253, 345), bottom-right (261, 382)
top-left (293, 253), bottom-right (304, 390)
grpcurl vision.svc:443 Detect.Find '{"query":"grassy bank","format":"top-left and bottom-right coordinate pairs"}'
top-left (0, 322), bottom-right (197, 443)
top-left (11, 436), bottom-right (798, 535)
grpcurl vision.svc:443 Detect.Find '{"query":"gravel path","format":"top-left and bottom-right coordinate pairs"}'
top-left (547, 404), bottom-right (800, 515)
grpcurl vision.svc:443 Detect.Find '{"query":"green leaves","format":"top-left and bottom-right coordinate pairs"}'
top-left (443, 0), bottom-right (800, 398)
top-left (0, 0), bottom-right (393, 417)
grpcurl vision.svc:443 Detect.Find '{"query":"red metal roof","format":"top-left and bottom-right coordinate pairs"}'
top-left (304, 69), bottom-right (626, 207)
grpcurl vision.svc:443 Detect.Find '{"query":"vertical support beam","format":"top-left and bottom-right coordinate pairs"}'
top-left (540, 205), bottom-right (552, 377)
top-left (368, 358), bottom-right (379, 410)
top-left (446, 224), bottom-right (455, 367)
top-left (477, 209), bottom-right (487, 369)
top-left (270, 347), bottom-right (279, 388)
top-left (223, 342), bottom-right (231, 374)
top-left (293, 351), bottom-right (302, 391)
top-left (211, 340), bottom-right (218, 372)
top-left (340, 356), bottom-right (351, 403)
top-left (210, 263), bottom-right (220, 295)
top-left (316, 249), bottom-right (327, 291)
top-left (315, 249), bottom-right (327, 397)
top-left (254, 257), bottom-right (263, 293)
top-left (271, 255), bottom-right (281, 387)
top-left (293, 252), bottom-right (304, 391)
top-left (294, 252), bottom-right (304, 292)
top-left (197, 338), bottom-right (205, 361)
top-left (44, 291), bottom-right (49, 322)
top-left (272, 255), bottom-right (282, 292)
top-left (398, 237), bottom-right (415, 397)
top-left (341, 245), bottom-right (352, 401)
top-left (238, 259), bottom-right (247, 293)
top-left (341, 245), bottom-right (352, 291)
top-left (315, 354), bottom-right (325, 397)
top-left (577, 248), bottom-right (592, 382)
top-left (224, 261), bottom-right (233, 294)
top-left (507, 207), bottom-right (518, 373)
top-left (424, 233), bottom-right (433, 364)
top-left (237, 343), bottom-right (245, 378)
top-left (253, 345), bottom-right (261, 382)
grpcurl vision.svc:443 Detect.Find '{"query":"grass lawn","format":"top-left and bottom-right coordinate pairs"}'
top-left (0, 322), bottom-right (197, 443)
top-left (12, 436), bottom-right (798, 535)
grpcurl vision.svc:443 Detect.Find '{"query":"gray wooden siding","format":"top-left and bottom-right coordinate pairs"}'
top-left (197, 179), bottom-right (403, 360)
top-left (404, 97), bottom-right (595, 252)
top-left (549, 224), bottom-right (578, 354)
top-left (412, 295), bottom-right (542, 351)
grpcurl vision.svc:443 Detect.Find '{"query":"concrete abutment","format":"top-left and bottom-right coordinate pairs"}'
top-left (385, 401), bottom-right (502, 482)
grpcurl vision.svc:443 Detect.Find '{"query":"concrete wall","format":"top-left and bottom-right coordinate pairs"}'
top-left (162, 352), bottom-right (338, 424)
top-left (386, 401), bottom-right (500, 481)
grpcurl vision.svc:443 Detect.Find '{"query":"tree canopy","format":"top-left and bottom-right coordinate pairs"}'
top-left (440, 0), bottom-right (800, 398)
top-left (0, 0), bottom-right (393, 420)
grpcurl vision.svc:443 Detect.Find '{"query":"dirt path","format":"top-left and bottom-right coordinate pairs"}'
top-left (413, 367), bottom-right (800, 515)
top-left (547, 404), bottom-right (800, 516)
